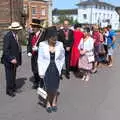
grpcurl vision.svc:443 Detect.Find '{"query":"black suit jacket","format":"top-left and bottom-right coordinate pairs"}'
top-left (58, 29), bottom-right (74, 48)
top-left (27, 29), bottom-right (46, 54)
top-left (3, 31), bottom-right (22, 66)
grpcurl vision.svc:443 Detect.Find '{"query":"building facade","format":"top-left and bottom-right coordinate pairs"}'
top-left (77, 1), bottom-right (119, 30)
top-left (24, 0), bottom-right (48, 28)
top-left (0, 0), bottom-right (24, 50)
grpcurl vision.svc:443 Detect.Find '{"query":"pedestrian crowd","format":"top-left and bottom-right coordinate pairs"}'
top-left (1, 19), bottom-right (116, 113)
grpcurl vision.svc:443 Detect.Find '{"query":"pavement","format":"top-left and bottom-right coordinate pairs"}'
top-left (0, 41), bottom-right (120, 120)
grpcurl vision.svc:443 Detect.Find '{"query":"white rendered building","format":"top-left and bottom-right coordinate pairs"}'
top-left (77, 1), bottom-right (119, 30)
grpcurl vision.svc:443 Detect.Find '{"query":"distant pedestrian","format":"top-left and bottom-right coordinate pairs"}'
top-left (2, 22), bottom-right (22, 97)
top-left (107, 25), bottom-right (116, 67)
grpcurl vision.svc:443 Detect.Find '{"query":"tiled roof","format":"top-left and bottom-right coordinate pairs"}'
top-left (52, 9), bottom-right (78, 15)
top-left (77, 1), bottom-right (115, 8)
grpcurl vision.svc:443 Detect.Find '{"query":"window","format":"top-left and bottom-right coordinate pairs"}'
top-left (83, 14), bottom-right (87, 19)
top-left (32, 7), bottom-right (36, 14)
top-left (99, 5), bottom-right (101, 9)
top-left (41, 8), bottom-right (46, 16)
top-left (96, 5), bottom-right (97, 9)
top-left (95, 13), bottom-right (97, 18)
top-left (24, 5), bottom-right (28, 14)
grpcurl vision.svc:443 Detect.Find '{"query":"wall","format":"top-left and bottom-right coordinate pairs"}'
top-left (78, 5), bottom-right (119, 30)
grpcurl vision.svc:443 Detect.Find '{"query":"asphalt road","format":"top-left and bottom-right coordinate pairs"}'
top-left (0, 45), bottom-right (120, 120)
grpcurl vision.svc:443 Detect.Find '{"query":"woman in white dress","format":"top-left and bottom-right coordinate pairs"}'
top-left (78, 27), bottom-right (94, 81)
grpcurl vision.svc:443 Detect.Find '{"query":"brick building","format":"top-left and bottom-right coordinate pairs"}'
top-left (24, 0), bottom-right (48, 28)
top-left (0, 0), bottom-right (24, 50)
top-left (0, 0), bottom-right (24, 28)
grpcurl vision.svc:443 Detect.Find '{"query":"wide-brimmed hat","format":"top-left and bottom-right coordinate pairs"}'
top-left (8, 22), bottom-right (23, 30)
top-left (30, 19), bottom-right (42, 28)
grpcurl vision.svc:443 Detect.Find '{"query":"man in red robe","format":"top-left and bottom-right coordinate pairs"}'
top-left (70, 23), bottom-right (84, 72)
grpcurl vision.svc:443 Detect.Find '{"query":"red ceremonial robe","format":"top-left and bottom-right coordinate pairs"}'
top-left (70, 30), bottom-right (84, 67)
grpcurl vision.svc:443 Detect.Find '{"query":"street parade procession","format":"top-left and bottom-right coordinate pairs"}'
top-left (0, 0), bottom-right (120, 119)
top-left (1, 18), bottom-right (116, 113)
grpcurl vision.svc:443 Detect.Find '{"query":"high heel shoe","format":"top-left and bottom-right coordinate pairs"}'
top-left (46, 107), bottom-right (52, 113)
top-left (52, 106), bottom-right (58, 112)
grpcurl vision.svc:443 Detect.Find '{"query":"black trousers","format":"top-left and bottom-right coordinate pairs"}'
top-left (4, 64), bottom-right (17, 92)
top-left (31, 54), bottom-right (43, 87)
top-left (65, 50), bottom-right (70, 75)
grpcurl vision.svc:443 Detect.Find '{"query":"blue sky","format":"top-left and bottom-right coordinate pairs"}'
top-left (53, 0), bottom-right (120, 9)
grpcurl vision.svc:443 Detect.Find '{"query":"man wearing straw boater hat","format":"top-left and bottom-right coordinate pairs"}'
top-left (27, 19), bottom-right (46, 89)
top-left (2, 22), bottom-right (22, 97)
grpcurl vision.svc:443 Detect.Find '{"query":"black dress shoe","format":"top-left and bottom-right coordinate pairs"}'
top-left (65, 74), bottom-right (70, 79)
top-left (60, 75), bottom-right (63, 80)
top-left (6, 91), bottom-right (16, 97)
top-left (32, 83), bottom-right (38, 89)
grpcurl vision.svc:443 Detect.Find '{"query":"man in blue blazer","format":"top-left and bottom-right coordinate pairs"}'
top-left (2, 22), bottom-right (22, 97)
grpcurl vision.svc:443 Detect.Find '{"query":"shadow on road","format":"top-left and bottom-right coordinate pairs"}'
top-left (29, 76), bottom-right (34, 83)
top-left (16, 77), bottom-right (27, 91)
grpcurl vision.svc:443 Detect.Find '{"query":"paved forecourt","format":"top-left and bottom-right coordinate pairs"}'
top-left (0, 43), bottom-right (120, 120)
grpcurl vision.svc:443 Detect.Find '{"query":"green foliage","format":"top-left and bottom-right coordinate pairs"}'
top-left (57, 15), bottom-right (78, 25)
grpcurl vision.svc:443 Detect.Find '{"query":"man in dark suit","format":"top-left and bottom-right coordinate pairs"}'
top-left (58, 20), bottom-right (74, 79)
top-left (27, 19), bottom-right (46, 89)
top-left (2, 22), bottom-right (22, 97)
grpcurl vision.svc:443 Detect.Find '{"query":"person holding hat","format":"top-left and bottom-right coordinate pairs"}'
top-left (37, 26), bottom-right (65, 113)
top-left (2, 21), bottom-right (22, 97)
top-left (27, 19), bottom-right (46, 89)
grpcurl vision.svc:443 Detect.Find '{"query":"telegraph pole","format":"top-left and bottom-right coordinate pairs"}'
top-left (48, 0), bottom-right (52, 26)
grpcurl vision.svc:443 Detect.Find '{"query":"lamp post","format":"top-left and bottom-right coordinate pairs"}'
top-left (48, 0), bottom-right (52, 26)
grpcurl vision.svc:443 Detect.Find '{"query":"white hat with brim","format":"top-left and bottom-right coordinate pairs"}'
top-left (8, 22), bottom-right (23, 30)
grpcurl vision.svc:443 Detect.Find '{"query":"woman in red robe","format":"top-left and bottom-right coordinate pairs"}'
top-left (70, 23), bottom-right (84, 71)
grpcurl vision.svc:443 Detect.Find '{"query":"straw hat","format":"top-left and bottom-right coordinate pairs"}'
top-left (8, 22), bottom-right (23, 30)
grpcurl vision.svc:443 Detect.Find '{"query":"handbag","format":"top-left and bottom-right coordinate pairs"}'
top-left (37, 87), bottom-right (47, 99)
top-left (37, 78), bottom-right (47, 100)
top-left (98, 43), bottom-right (106, 55)
top-left (81, 38), bottom-right (94, 63)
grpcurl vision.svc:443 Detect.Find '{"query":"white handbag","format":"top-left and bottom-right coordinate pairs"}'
top-left (37, 87), bottom-right (47, 99)
top-left (37, 78), bottom-right (47, 100)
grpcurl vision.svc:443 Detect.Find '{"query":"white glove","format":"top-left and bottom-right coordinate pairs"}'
top-left (32, 46), bottom-right (38, 51)
top-left (27, 52), bottom-right (32, 57)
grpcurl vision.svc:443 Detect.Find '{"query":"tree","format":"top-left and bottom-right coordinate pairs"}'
top-left (57, 15), bottom-right (78, 25)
